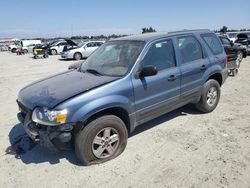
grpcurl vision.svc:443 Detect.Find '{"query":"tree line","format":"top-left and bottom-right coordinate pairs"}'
top-left (30, 26), bottom-right (250, 41)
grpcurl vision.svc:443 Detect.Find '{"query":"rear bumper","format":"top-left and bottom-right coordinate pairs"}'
top-left (17, 112), bottom-right (74, 150)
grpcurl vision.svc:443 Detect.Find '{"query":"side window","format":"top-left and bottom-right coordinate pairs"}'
top-left (177, 36), bottom-right (203, 64)
top-left (143, 39), bottom-right (175, 71)
top-left (87, 42), bottom-right (94, 47)
top-left (201, 33), bottom-right (223, 55)
top-left (58, 42), bottom-right (67, 46)
top-left (96, 42), bottom-right (103, 46)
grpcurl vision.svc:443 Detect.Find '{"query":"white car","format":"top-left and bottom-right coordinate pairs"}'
top-left (50, 41), bottom-right (70, 55)
top-left (61, 41), bottom-right (105, 60)
top-left (22, 44), bottom-right (37, 53)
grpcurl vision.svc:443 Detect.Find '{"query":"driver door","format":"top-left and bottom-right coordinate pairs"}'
top-left (132, 38), bottom-right (181, 125)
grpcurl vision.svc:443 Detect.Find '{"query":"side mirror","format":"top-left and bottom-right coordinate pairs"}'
top-left (230, 41), bottom-right (234, 46)
top-left (138, 65), bottom-right (158, 78)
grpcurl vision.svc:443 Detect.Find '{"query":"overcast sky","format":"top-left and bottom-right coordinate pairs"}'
top-left (0, 0), bottom-right (250, 38)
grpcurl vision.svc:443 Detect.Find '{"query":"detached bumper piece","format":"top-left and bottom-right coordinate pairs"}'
top-left (17, 110), bottom-right (74, 151)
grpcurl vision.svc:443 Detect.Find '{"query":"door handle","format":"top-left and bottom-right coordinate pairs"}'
top-left (200, 65), bottom-right (207, 70)
top-left (168, 75), bottom-right (176, 81)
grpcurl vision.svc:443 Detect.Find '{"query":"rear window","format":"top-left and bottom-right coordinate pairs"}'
top-left (201, 33), bottom-right (223, 55)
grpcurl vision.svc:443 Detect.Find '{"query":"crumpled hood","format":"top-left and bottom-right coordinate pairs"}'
top-left (18, 70), bottom-right (117, 110)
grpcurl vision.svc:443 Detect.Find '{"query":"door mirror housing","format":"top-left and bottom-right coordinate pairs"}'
top-left (230, 41), bottom-right (234, 46)
top-left (138, 66), bottom-right (158, 78)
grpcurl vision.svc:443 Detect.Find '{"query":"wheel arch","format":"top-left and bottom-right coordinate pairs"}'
top-left (75, 107), bottom-right (131, 134)
top-left (206, 72), bottom-right (222, 86)
top-left (74, 52), bottom-right (82, 59)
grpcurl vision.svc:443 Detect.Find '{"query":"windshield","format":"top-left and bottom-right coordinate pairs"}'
top-left (80, 40), bottom-right (145, 77)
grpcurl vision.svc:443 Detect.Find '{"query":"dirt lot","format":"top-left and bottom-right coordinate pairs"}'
top-left (0, 52), bottom-right (249, 188)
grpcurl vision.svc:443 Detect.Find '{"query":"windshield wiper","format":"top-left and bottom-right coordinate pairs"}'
top-left (85, 69), bottom-right (103, 76)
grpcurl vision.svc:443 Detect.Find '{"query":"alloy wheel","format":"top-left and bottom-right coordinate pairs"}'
top-left (92, 127), bottom-right (120, 159)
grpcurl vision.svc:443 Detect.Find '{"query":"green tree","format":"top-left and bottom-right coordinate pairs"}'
top-left (219, 26), bottom-right (228, 34)
top-left (142, 27), bottom-right (156, 34)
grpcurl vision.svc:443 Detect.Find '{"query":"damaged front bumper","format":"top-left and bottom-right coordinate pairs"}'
top-left (17, 111), bottom-right (74, 151)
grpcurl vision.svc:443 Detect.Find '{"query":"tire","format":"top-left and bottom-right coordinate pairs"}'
top-left (50, 49), bottom-right (57, 55)
top-left (237, 51), bottom-right (243, 63)
top-left (75, 115), bottom-right (128, 166)
top-left (196, 79), bottom-right (221, 113)
top-left (11, 48), bottom-right (16, 53)
top-left (23, 49), bottom-right (28, 54)
top-left (74, 52), bottom-right (82, 60)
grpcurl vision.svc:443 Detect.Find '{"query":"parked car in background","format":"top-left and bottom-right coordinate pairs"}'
top-left (49, 40), bottom-right (68, 55)
top-left (61, 41), bottom-right (105, 60)
top-left (219, 35), bottom-right (247, 62)
top-left (9, 40), bottom-right (41, 53)
top-left (0, 43), bottom-right (9, 51)
top-left (20, 40), bottom-right (41, 47)
top-left (33, 40), bottom-right (60, 52)
top-left (22, 44), bottom-right (37, 53)
top-left (16, 30), bottom-right (228, 165)
top-left (219, 35), bottom-right (246, 76)
top-left (9, 43), bottom-right (22, 53)
top-left (33, 39), bottom-right (78, 55)
top-left (235, 33), bottom-right (250, 55)
top-left (226, 32), bottom-right (238, 43)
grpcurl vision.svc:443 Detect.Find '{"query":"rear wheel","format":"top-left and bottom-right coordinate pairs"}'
top-left (23, 49), bottom-right (28, 54)
top-left (75, 115), bottom-right (128, 165)
top-left (196, 79), bottom-right (221, 113)
top-left (74, 52), bottom-right (82, 60)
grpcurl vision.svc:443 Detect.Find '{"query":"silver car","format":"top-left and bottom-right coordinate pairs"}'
top-left (61, 41), bottom-right (105, 60)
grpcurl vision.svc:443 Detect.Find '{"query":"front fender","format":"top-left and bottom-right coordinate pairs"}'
top-left (68, 95), bottom-right (133, 123)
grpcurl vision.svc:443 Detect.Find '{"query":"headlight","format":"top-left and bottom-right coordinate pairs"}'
top-left (32, 107), bottom-right (68, 126)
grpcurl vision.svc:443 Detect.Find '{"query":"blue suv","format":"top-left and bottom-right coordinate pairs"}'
top-left (17, 30), bottom-right (228, 165)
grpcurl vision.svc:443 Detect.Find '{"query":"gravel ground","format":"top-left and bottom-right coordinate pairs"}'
top-left (0, 52), bottom-right (249, 188)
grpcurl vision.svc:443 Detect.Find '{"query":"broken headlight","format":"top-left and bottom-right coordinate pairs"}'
top-left (32, 107), bottom-right (68, 126)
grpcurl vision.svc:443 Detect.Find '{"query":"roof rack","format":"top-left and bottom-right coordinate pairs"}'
top-left (168, 29), bottom-right (210, 34)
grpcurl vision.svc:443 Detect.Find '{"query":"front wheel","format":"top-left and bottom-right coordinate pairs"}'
top-left (74, 52), bottom-right (82, 60)
top-left (75, 115), bottom-right (128, 165)
top-left (50, 49), bottom-right (57, 55)
top-left (196, 79), bottom-right (221, 113)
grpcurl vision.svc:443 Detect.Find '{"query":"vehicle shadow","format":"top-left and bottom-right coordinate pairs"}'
top-left (58, 58), bottom-right (86, 61)
top-left (8, 123), bottom-right (81, 166)
top-left (58, 58), bottom-right (74, 61)
top-left (7, 104), bottom-right (200, 166)
top-left (129, 104), bottom-right (201, 137)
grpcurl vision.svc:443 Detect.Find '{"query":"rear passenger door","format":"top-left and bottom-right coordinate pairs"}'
top-left (176, 35), bottom-right (210, 102)
top-left (201, 33), bottom-right (225, 70)
top-left (132, 38), bottom-right (181, 125)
